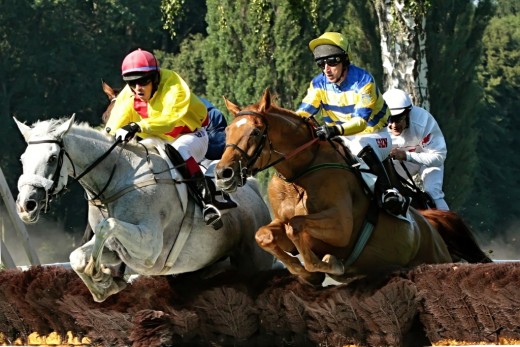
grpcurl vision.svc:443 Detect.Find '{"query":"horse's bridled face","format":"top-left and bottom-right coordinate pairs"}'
top-left (16, 142), bottom-right (62, 223)
top-left (215, 116), bottom-right (265, 192)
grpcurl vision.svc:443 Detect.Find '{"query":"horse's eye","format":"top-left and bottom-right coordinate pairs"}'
top-left (48, 155), bottom-right (57, 164)
top-left (251, 128), bottom-right (261, 137)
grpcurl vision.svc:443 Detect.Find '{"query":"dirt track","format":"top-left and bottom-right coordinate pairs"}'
top-left (0, 262), bottom-right (519, 346)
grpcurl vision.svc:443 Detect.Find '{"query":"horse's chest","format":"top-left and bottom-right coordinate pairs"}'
top-left (276, 187), bottom-right (309, 216)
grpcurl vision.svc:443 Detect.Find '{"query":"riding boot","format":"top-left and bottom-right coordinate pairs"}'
top-left (191, 171), bottom-right (224, 230)
top-left (358, 145), bottom-right (410, 216)
top-left (203, 176), bottom-right (238, 211)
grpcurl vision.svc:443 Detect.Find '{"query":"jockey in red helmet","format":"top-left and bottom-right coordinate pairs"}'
top-left (105, 48), bottom-right (234, 229)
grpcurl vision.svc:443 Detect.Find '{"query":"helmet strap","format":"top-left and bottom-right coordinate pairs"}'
top-left (332, 63), bottom-right (349, 84)
top-left (151, 71), bottom-right (160, 97)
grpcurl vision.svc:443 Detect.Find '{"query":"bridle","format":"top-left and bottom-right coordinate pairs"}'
top-left (224, 110), bottom-right (319, 185)
top-left (19, 136), bottom-right (123, 208)
top-left (223, 111), bottom-right (269, 184)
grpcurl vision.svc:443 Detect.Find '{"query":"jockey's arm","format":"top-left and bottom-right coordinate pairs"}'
top-left (337, 117), bottom-right (367, 135)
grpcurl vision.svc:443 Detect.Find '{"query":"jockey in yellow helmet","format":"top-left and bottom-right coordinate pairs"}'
top-left (296, 32), bottom-right (410, 217)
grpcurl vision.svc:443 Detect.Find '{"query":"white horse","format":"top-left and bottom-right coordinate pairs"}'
top-left (14, 115), bottom-right (274, 302)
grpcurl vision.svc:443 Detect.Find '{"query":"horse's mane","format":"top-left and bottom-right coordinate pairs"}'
top-left (262, 102), bottom-right (308, 128)
top-left (28, 117), bottom-right (70, 139)
top-left (70, 122), bottom-right (112, 143)
top-left (28, 117), bottom-right (111, 143)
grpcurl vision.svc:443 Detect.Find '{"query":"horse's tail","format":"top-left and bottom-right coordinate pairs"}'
top-left (420, 209), bottom-right (493, 263)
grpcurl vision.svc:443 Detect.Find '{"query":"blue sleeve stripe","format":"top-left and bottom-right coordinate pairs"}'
top-left (322, 103), bottom-right (355, 114)
top-left (298, 102), bottom-right (319, 115)
top-left (367, 106), bottom-right (388, 127)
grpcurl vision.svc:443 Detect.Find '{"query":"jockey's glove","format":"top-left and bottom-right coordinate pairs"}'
top-left (116, 122), bottom-right (141, 142)
top-left (316, 125), bottom-right (341, 140)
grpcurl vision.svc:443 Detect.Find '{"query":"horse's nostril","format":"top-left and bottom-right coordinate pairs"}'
top-left (25, 200), bottom-right (37, 212)
top-left (222, 167), bottom-right (234, 180)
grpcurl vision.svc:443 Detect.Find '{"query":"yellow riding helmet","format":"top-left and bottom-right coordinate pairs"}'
top-left (309, 32), bottom-right (349, 53)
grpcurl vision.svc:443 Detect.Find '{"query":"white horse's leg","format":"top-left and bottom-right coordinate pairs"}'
top-left (70, 237), bottom-right (126, 302)
top-left (94, 217), bottom-right (162, 268)
top-left (77, 217), bottom-right (162, 302)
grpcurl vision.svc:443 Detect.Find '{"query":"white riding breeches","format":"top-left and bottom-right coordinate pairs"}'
top-left (169, 128), bottom-right (209, 163)
top-left (338, 130), bottom-right (392, 193)
top-left (341, 129), bottom-right (392, 161)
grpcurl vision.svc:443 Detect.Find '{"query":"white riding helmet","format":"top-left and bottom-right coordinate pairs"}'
top-left (383, 89), bottom-right (413, 116)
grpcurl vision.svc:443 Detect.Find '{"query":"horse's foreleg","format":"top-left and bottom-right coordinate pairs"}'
top-left (255, 222), bottom-right (324, 284)
top-left (76, 217), bottom-right (161, 302)
top-left (83, 219), bottom-right (117, 283)
top-left (286, 215), bottom-right (347, 276)
top-left (70, 237), bottom-right (127, 302)
top-left (89, 217), bottom-right (162, 270)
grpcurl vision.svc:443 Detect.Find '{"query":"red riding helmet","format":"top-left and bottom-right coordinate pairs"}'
top-left (121, 49), bottom-right (159, 81)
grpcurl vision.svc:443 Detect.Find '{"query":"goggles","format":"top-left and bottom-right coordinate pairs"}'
top-left (127, 75), bottom-right (154, 88)
top-left (388, 113), bottom-right (407, 124)
top-left (315, 56), bottom-right (342, 69)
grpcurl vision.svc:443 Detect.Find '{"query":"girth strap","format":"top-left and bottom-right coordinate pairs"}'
top-left (163, 198), bottom-right (196, 271)
top-left (343, 193), bottom-right (379, 267)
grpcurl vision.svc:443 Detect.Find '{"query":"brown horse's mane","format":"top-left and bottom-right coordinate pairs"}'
top-left (245, 99), bottom-right (314, 136)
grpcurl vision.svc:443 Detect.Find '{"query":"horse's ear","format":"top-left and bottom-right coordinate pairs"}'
top-left (56, 114), bottom-right (76, 136)
top-left (259, 88), bottom-right (271, 113)
top-left (13, 117), bottom-right (32, 143)
top-left (102, 79), bottom-right (116, 101)
top-left (223, 96), bottom-right (241, 117)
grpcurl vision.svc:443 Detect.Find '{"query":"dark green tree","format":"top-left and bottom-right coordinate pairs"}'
top-left (466, 0), bottom-right (520, 236)
top-left (425, 0), bottom-right (494, 211)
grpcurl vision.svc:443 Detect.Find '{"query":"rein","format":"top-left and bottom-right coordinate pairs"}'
top-left (27, 137), bottom-right (125, 203)
top-left (226, 110), bottom-right (319, 175)
top-left (227, 110), bottom-right (350, 182)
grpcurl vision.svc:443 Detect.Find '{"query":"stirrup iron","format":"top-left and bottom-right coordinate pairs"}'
top-left (203, 204), bottom-right (223, 230)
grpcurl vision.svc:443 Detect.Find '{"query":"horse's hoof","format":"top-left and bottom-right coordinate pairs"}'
top-left (91, 277), bottom-right (128, 303)
top-left (322, 254), bottom-right (345, 275)
top-left (297, 272), bottom-right (325, 287)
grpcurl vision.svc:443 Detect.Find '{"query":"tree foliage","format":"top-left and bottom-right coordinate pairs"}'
top-left (425, 0), bottom-right (494, 210)
top-left (0, 0), bottom-right (170, 234)
top-left (465, 0), bottom-right (520, 233)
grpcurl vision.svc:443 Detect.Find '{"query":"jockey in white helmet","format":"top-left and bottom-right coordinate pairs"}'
top-left (384, 88), bottom-right (450, 210)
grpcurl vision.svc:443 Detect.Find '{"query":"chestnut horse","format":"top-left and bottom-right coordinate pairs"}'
top-left (215, 89), bottom-right (491, 285)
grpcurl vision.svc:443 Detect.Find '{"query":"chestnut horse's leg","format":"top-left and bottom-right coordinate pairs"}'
top-left (255, 220), bottom-right (325, 284)
top-left (285, 212), bottom-right (349, 276)
top-left (285, 222), bottom-right (345, 276)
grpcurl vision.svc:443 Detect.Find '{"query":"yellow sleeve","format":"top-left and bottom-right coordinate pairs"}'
top-left (338, 117), bottom-right (367, 135)
top-left (296, 82), bottom-right (322, 118)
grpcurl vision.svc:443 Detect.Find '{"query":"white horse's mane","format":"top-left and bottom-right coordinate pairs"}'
top-left (29, 117), bottom-right (112, 143)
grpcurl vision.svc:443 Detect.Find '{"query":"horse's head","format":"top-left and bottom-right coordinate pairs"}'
top-left (215, 88), bottom-right (315, 192)
top-left (214, 89), bottom-right (272, 192)
top-left (14, 115), bottom-right (75, 223)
